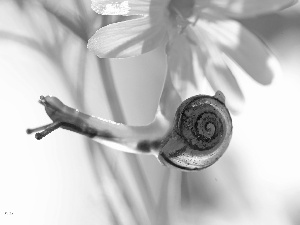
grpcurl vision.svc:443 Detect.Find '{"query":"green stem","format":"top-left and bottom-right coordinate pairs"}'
top-left (97, 58), bottom-right (125, 122)
top-left (75, 44), bottom-right (139, 224)
top-left (96, 56), bottom-right (156, 224)
top-left (97, 15), bottom-right (155, 224)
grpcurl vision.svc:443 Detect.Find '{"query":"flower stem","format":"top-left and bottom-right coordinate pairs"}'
top-left (75, 43), bottom-right (139, 224)
top-left (97, 58), bottom-right (125, 122)
top-left (97, 15), bottom-right (155, 224)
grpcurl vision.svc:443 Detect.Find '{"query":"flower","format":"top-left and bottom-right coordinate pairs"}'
top-left (87, 0), bottom-right (297, 112)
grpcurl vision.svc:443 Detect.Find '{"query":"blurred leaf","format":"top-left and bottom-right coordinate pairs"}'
top-left (159, 73), bottom-right (182, 122)
top-left (42, 2), bottom-right (89, 42)
top-left (199, 14), bottom-right (277, 85)
top-left (12, 0), bottom-right (26, 9)
top-left (167, 34), bottom-right (197, 96)
top-left (0, 30), bottom-right (43, 54)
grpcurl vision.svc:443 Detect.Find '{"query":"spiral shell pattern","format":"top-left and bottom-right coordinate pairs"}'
top-left (158, 91), bottom-right (232, 171)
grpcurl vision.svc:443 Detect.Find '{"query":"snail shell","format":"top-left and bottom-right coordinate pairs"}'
top-left (157, 91), bottom-right (232, 171)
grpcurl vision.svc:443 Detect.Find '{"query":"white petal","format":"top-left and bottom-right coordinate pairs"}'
top-left (167, 34), bottom-right (200, 100)
top-left (196, 0), bottom-right (297, 18)
top-left (196, 14), bottom-right (279, 85)
top-left (188, 27), bottom-right (244, 113)
top-left (91, 0), bottom-right (168, 16)
top-left (204, 54), bottom-right (244, 113)
top-left (88, 16), bottom-right (168, 58)
top-left (159, 72), bottom-right (183, 122)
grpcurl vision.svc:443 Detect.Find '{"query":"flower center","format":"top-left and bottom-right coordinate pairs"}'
top-left (169, 0), bottom-right (195, 19)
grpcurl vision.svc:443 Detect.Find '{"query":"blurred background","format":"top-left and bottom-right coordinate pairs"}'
top-left (1, 0), bottom-right (300, 224)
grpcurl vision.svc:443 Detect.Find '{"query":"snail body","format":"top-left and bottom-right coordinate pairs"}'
top-left (157, 91), bottom-right (232, 171)
top-left (27, 91), bottom-right (232, 171)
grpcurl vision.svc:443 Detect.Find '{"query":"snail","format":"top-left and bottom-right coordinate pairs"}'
top-left (157, 91), bottom-right (232, 171)
top-left (27, 91), bottom-right (232, 171)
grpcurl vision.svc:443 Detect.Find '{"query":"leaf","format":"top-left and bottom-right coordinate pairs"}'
top-left (42, 2), bottom-right (89, 42)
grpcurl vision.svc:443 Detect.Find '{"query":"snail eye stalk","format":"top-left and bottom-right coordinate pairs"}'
top-left (26, 123), bottom-right (54, 135)
top-left (26, 95), bottom-right (89, 140)
top-left (27, 122), bottom-right (62, 140)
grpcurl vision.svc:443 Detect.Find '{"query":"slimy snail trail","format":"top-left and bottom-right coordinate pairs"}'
top-left (27, 91), bottom-right (232, 171)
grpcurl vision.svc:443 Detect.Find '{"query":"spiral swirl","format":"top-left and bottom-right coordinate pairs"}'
top-left (180, 102), bottom-right (225, 151)
top-left (158, 91), bottom-right (232, 171)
